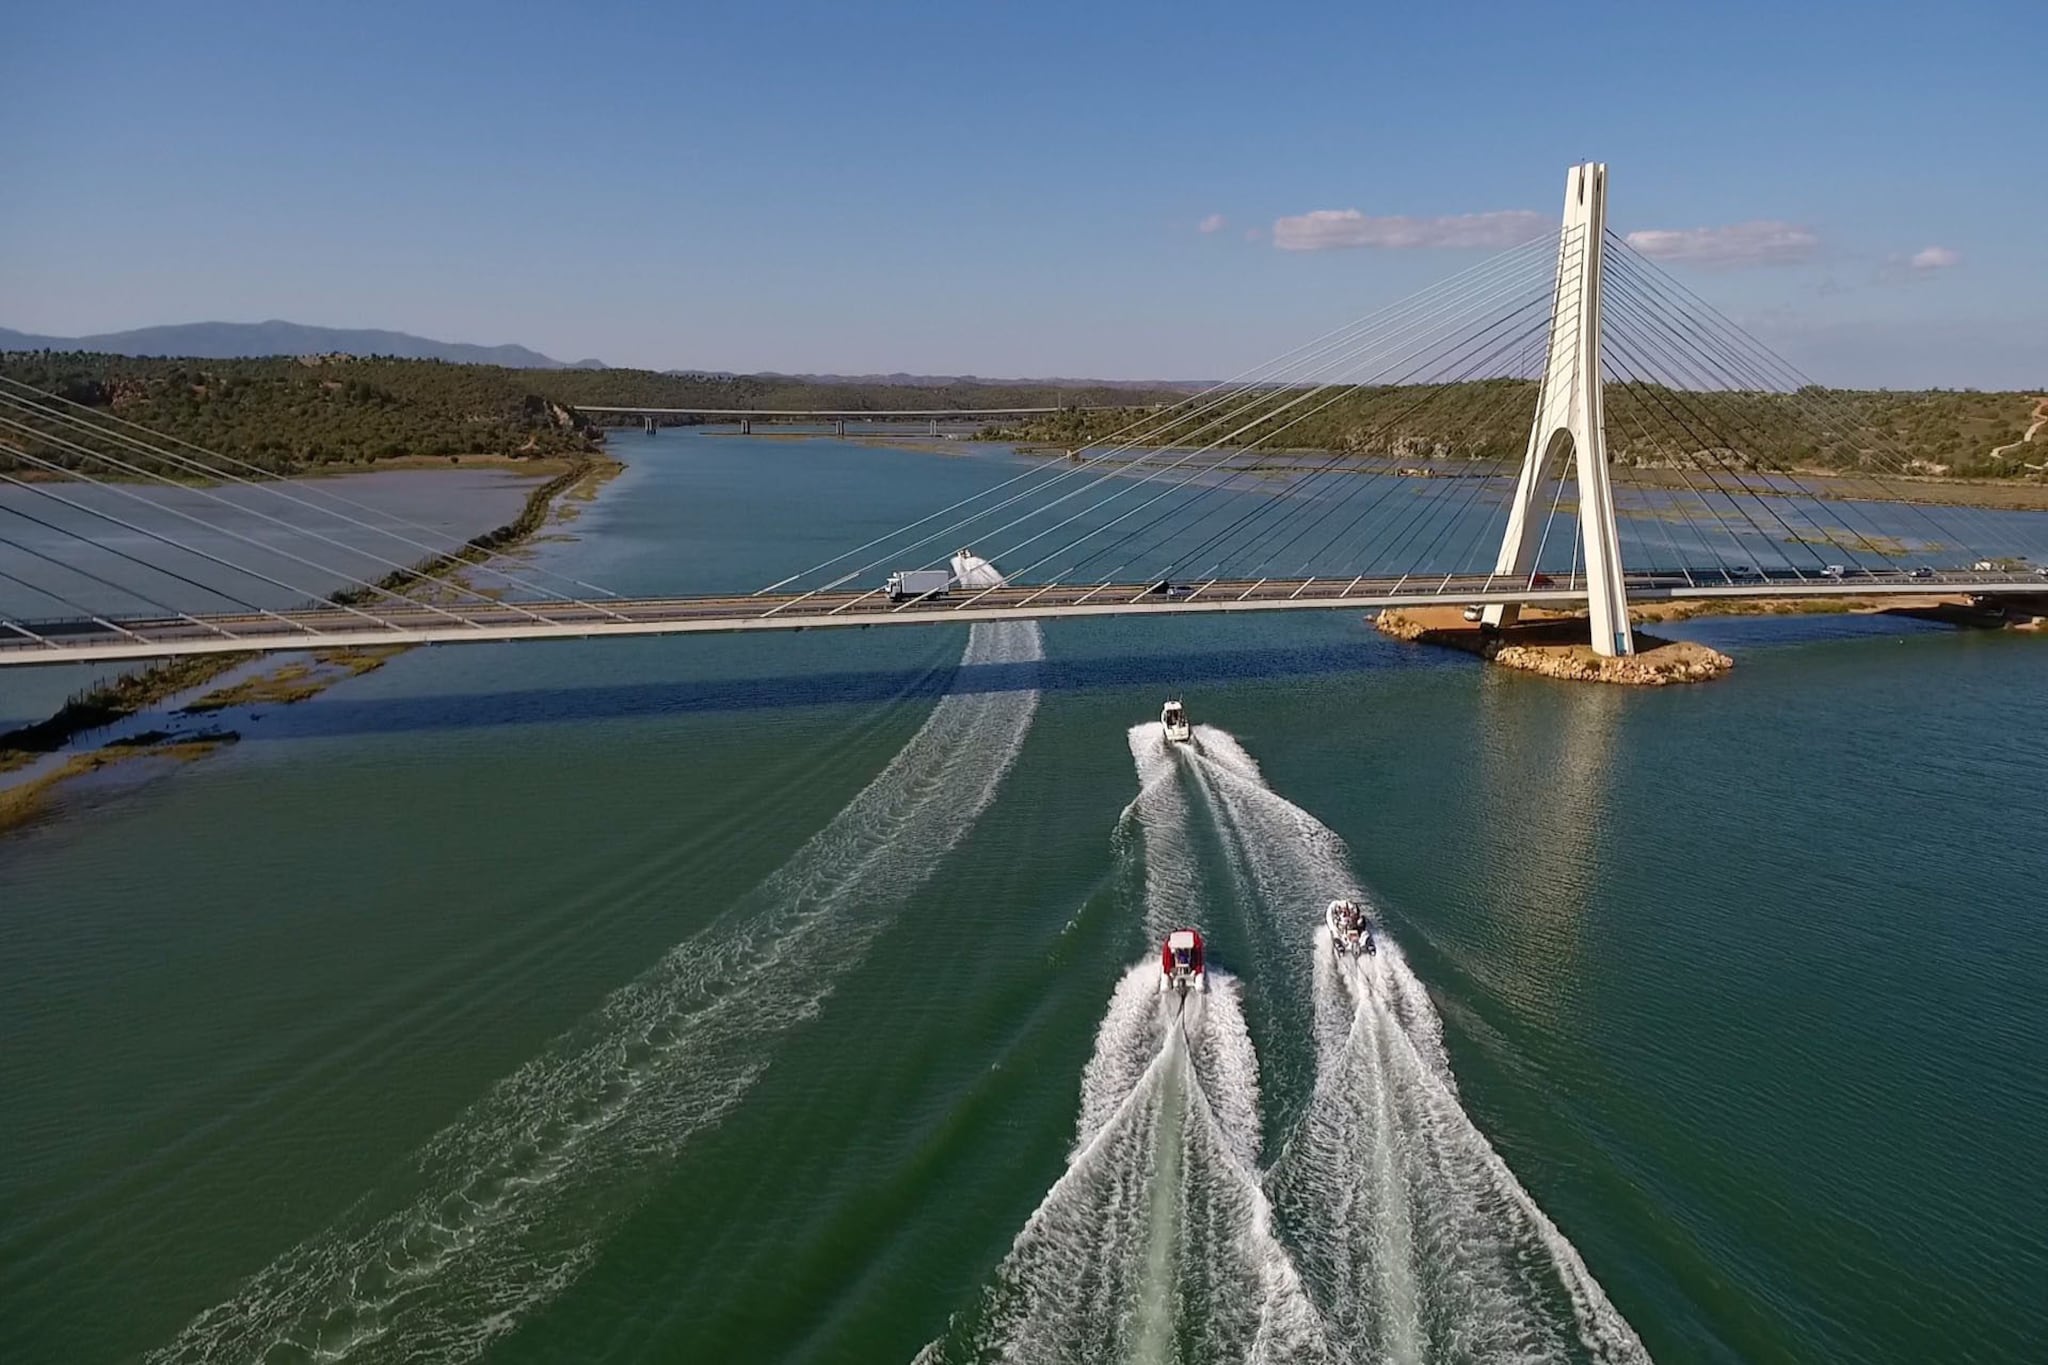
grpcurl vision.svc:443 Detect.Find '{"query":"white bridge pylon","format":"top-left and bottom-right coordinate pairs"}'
top-left (1484, 162), bottom-right (1634, 657)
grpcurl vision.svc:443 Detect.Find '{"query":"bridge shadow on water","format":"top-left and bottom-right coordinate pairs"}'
top-left (122, 612), bottom-right (1959, 747)
top-left (242, 637), bottom-right (1459, 743)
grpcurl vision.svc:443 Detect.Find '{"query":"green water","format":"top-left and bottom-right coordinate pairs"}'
top-left (2, 432), bottom-right (2043, 1362)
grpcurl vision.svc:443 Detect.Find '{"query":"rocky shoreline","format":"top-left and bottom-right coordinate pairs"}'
top-left (1375, 607), bottom-right (1735, 686)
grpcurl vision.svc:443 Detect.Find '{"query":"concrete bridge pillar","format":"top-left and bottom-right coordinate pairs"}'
top-left (834, 418), bottom-right (847, 438)
top-left (740, 417), bottom-right (753, 435)
top-left (1485, 163), bottom-right (1634, 658)
top-left (643, 416), bottom-right (656, 435)
top-left (929, 418), bottom-right (940, 437)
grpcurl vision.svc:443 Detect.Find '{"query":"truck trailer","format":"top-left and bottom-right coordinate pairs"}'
top-left (885, 569), bottom-right (953, 601)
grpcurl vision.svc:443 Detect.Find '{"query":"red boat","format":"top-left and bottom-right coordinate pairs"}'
top-left (1161, 928), bottom-right (1207, 996)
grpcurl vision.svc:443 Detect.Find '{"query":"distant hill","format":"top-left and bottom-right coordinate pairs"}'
top-left (0, 321), bottom-right (604, 370)
top-left (0, 352), bottom-right (1185, 476)
top-left (687, 369), bottom-right (1210, 393)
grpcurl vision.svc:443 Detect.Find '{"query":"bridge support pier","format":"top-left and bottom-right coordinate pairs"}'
top-left (740, 417), bottom-right (753, 435)
top-left (643, 416), bottom-right (657, 435)
top-left (1484, 162), bottom-right (1634, 657)
top-left (929, 418), bottom-right (939, 437)
top-left (834, 418), bottom-right (847, 438)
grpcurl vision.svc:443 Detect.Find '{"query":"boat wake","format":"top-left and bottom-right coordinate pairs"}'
top-left (1182, 726), bottom-right (1649, 1364)
top-left (917, 964), bottom-right (1325, 1365)
top-left (921, 719), bottom-right (1324, 1363)
top-left (149, 621), bottom-right (1043, 1365)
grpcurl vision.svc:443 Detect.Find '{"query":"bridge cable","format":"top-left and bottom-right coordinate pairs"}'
top-left (1602, 239), bottom-right (2016, 561)
top-left (1600, 363), bottom-right (1820, 580)
top-left (1596, 338), bottom-right (1844, 577)
top-left (758, 235), bottom-right (1561, 610)
top-left (0, 374), bottom-right (625, 604)
top-left (1600, 243), bottom-right (2020, 567)
top-left (0, 438), bottom-right (486, 634)
top-left (1118, 233), bottom-right (1586, 590)
top-left (0, 534), bottom-right (170, 645)
top-left (1039, 297), bottom-right (1556, 593)
top-left (1166, 304), bottom-right (1558, 580)
top-left (1160, 303), bottom-right (1559, 587)
top-left (1595, 282), bottom-right (1892, 574)
top-left (1273, 307), bottom-right (1567, 576)
top-left (1600, 376), bottom-right (1749, 582)
top-left (1332, 327), bottom-right (1565, 584)
top-left (1597, 269), bottom-right (1937, 571)
top-left (0, 488), bottom-right (290, 634)
top-left (957, 290), bottom-right (1555, 608)
top-left (1596, 322), bottom-right (1784, 584)
top-left (939, 247), bottom-right (1564, 610)
top-left (1600, 312), bottom-right (1911, 575)
top-left (0, 409), bottom-right (565, 630)
top-left (0, 389), bottom-right (632, 621)
top-left (0, 455), bottom-right (400, 637)
top-left (797, 240), bottom-right (1565, 622)
top-left (823, 241), bottom-right (1557, 616)
top-left (1348, 229), bottom-right (1597, 589)
top-left (750, 233), bottom-right (1557, 598)
top-left (1249, 327), bottom-right (1558, 586)
top-left (1157, 274), bottom-right (1569, 585)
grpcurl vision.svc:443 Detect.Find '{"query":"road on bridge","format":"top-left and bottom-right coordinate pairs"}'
top-left (4, 567), bottom-right (2043, 667)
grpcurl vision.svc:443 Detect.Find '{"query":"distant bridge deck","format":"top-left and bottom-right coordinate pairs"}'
top-left (2, 570), bottom-right (2041, 667)
top-left (575, 405), bottom-right (1121, 419)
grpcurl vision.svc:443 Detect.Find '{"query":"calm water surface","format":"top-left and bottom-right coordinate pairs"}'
top-left (1, 431), bottom-right (2042, 1362)
top-left (0, 467), bottom-right (544, 727)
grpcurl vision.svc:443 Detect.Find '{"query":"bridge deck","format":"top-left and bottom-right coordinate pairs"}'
top-left (2, 570), bottom-right (2040, 667)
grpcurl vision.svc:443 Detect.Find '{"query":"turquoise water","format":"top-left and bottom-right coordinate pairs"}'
top-left (1, 431), bottom-right (2043, 1362)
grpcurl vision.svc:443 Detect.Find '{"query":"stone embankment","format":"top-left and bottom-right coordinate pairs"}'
top-left (1375, 607), bottom-right (1734, 686)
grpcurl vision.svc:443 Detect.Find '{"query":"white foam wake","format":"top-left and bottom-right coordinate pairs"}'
top-left (151, 621), bottom-right (1043, 1365)
top-left (1181, 727), bottom-right (1650, 1364)
top-left (918, 965), bottom-right (1326, 1365)
top-left (1122, 721), bottom-right (1204, 942)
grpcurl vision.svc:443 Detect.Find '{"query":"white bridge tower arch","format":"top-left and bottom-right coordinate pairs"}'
top-left (1483, 162), bottom-right (1634, 657)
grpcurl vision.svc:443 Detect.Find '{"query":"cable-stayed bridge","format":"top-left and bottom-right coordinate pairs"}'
top-left (3, 163), bottom-right (2043, 669)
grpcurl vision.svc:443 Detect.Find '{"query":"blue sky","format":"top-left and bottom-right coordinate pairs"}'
top-left (2, 0), bottom-right (2040, 386)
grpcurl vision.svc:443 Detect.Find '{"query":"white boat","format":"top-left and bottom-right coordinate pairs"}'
top-left (950, 548), bottom-right (1006, 589)
top-left (1161, 928), bottom-right (1208, 996)
top-left (1326, 899), bottom-right (1374, 956)
top-left (1161, 699), bottom-right (1192, 744)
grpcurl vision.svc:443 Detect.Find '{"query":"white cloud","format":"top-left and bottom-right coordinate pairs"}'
top-left (1875, 244), bottom-right (1963, 284)
top-left (1622, 221), bottom-right (1820, 267)
top-left (1196, 213), bottom-right (1227, 234)
top-left (1270, 208), bottom-right (1547, 252)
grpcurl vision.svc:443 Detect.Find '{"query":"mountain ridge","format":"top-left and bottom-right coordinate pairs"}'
top-left (0, 320), bottom-right (605, 370)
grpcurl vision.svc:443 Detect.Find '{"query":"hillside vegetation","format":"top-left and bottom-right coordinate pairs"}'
top-left (0, 351), bottom-right (1182, 476)
top-left (1, 350), bottom-right (2037, 483)
top-left (984, 381), bottom-right (2048, 480)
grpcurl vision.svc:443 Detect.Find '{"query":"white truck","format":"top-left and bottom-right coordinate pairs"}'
top-left (885, 569), bottom-right (953, 601)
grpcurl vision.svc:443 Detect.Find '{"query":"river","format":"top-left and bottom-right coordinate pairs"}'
top-left (1, 431), bottom-right (2042, 1362)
